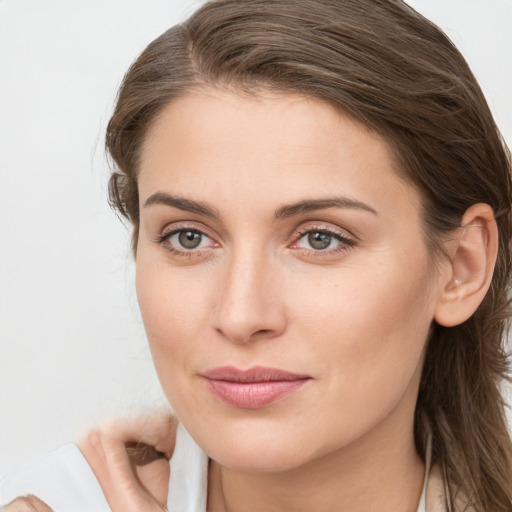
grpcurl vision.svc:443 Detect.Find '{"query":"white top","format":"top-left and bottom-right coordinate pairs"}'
top-left (0, 424), bottom-right (427, 512)
top-left (0, 444), bottom-right (110, 512)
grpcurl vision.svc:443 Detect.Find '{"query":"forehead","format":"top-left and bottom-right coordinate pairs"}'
top-left (138, 88), bottom-right (421, 220)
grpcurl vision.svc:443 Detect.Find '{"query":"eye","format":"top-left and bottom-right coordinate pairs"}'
top-left (290, 226), bottom-right (357, 256)
top-left (157, 226), bottom-right (218, 256)
top-left (172, 230), bottom-right (206, 249)
top-left (300, 231), bottom-right (338, 250)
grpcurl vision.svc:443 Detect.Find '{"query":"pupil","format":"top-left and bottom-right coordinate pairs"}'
top-left (179, 231), bottom-right (201, 249)
top-left (308, 232), bottom-right (331, 250)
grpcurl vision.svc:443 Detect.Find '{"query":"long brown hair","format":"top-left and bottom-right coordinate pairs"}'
top-left (106, 1), bottom-right (512, 509)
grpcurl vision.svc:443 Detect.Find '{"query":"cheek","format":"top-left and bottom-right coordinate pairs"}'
top-left (135, 258), bottom-right (216, 379)
top-left (285, 249), bottom-right (435, 415)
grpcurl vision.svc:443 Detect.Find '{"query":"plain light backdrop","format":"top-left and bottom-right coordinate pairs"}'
top-left (0, 0), bottom-right (511, 477)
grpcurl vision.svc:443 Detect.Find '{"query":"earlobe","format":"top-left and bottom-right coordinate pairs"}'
top-left (434, 203), bottom-right (498, 327)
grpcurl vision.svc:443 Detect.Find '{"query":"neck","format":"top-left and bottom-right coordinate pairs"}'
top-left (207, 407), bottom-right (425, 512)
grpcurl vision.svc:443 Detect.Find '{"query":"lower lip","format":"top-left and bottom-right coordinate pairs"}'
top-left (205, 379), bottom-right (309, 409)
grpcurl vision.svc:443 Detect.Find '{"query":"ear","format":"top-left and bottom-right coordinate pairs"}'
top-left (434, 203), bottom-right (498, 327)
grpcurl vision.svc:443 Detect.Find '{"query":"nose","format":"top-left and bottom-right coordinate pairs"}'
top-left (212, 249), bottom-right (287, 344)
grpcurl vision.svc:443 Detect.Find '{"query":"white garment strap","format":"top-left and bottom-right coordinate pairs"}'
top-left (416, 465), bottom-right (428, 512)
top-left (416, 430), bottom-right (432, 512)
top-left (0, 444), bottom-right (110, 512)
top-left (168, 423), bottom-right (209, 512)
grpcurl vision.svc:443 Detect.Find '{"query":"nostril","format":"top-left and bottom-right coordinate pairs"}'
top-left (252, 329), bottom-right (272, 338)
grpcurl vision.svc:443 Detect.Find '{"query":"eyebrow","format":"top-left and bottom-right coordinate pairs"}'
top-left (144, 191), bottom-right (220, 218)
top-left (274, 197), bottom-right (378, 220)
top-left (143, 191), bottom-right (377, 220)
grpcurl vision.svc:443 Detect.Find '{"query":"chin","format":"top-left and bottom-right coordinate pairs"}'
top-left (209, 438), bottom-right (315, 473)
top-left (183, 414), bottom-right (326, 473)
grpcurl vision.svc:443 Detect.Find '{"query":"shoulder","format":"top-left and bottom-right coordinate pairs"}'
top-left (1, 413), bottom-right (179, 512)
top-left (0, 443), bottom-right (109, 512)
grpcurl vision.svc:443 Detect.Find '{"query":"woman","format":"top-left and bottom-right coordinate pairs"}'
top-left (2, 0), bottom-right (511, 510)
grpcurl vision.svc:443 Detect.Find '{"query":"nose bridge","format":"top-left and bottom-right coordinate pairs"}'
top-left (214, 242), bottom-right (284, 343)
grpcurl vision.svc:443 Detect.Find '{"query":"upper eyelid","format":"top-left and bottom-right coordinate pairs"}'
top-left (161, 222), bottom-right (216, 239)
top-left (292, 223), bottom-right (356, 241)
top-left (156, 220), bottom-right (357, 246)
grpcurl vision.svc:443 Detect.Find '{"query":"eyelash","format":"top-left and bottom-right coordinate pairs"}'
top-left (155, 224), bottom-right (217, 259)
top-left (155, 224), bottom-right (357, 259)
top-left (289, 225), bottom-right (357, 257)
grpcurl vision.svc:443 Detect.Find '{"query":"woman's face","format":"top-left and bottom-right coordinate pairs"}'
top-left (136, 89), bottom-right (446, 471)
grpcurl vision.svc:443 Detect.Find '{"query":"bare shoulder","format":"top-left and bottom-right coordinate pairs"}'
top-left (2, 495), bottom-right (52, 512)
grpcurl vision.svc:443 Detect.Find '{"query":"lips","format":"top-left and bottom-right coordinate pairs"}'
top-left (202, 366), bottom-right (311, 409)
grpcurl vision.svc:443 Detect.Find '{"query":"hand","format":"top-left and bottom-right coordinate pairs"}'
top-left (78, 413), bottom-right (178, 512)
top-left (2, 495), bottom-right (52, 512)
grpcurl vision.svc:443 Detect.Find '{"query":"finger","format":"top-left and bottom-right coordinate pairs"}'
top-left (2, 496), bottom-right (53, 512)
top-left (94, 413), bottom-right (178, 460)
top-left (126, 441), bottom-right (166, 466)
top-left (135, 458), bottom-right (171, 507)
top-left (77, 414), bottom-right (178, 511)
top-left (84, 429), bottom-right (165, 512)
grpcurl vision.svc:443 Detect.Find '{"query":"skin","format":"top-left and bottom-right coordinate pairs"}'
top-left (134, 88), bottom-right (447, 512)
top-left (8, 90), bottom-right (498, 512)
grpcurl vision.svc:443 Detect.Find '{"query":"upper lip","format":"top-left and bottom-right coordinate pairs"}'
top-left (202, 366), bottom-right (311, 383)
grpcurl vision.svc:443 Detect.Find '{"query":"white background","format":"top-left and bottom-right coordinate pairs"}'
top-left (0, 0), bottom-right (511, 477)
